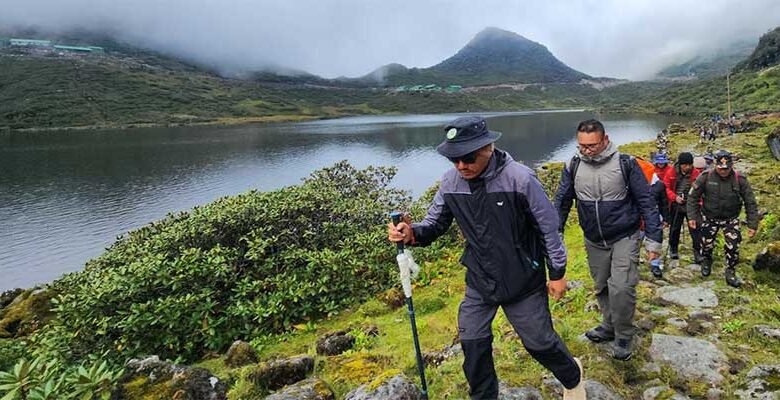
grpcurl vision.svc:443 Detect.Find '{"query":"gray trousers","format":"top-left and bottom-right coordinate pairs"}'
top-left (458, 286), bottom-right (580, 399)
top-left (584, 231), bottom-right (641, 340)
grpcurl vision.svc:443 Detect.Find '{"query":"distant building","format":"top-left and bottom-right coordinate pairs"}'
top-left (54, 45), bottom-right (104, 54)
top-left (10, 38), bottom-right (52, 47)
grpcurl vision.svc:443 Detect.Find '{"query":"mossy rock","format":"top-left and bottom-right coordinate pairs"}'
top-left (377, 288), bottom-right (405, 310)
top-left (117, 356), bottom-right (228, 399)
top-left (0, 288), bottom-right (55, 338)
top-left (753, 241), bottom-right (780, 273)
top-left (246, 355), bottom-right (314, 391)
top-left (224, 340), bottom-right (258, 368)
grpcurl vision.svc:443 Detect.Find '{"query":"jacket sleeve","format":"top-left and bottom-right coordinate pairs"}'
top-left (653, 181), bottom-right (670, 223)
top-left (686, 173), bottom-right (707, 224)
top-left (740, 175), bottom-right (760, 230)
top-left (628, 159), bottom-right (662, 252)
top-left (663, 167), bottom-right (678, 203)
top-left (411, 188), bottom-right (454, 246)
top-left (525, 171), bottom-right (567, 281)
top-left (553, 163), bottom-right (576, 233)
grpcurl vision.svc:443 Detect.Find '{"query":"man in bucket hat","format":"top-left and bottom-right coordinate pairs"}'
top-left (388, 116), bottom-right (586, 400)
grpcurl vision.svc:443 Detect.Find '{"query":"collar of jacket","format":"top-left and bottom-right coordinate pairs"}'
top-left (470, 148), bottom-right (511, 181)
top-left (579, 141), bottom-right (618, 164)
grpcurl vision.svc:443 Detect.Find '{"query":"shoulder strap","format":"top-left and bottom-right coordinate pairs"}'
top-left (618, 154), bottom-right (633, 190)
top-left (569, 155), bottom-right (581, 182)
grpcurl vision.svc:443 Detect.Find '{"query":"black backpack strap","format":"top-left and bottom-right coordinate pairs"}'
top-left (568, 155), bottom-right (581, 182)
top-left (618, 154), bottom-right (634, 190)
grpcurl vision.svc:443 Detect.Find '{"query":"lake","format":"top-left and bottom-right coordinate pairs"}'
top-left (0, 110), bottom-right (687, 290)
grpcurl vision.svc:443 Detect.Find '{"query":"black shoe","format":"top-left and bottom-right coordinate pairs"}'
top-left (612, 338), bottom-right (633, 361)
top-left (701, 263), bottom-right (712, 277)
top-left (725, 268), bottom-right (742, 288)
top-left (670, 253), bottom-right (679, 260)
top-left (585, 326), bottom-right (615, 343)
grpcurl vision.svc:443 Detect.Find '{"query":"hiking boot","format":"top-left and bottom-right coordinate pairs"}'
top-left (563, 357), bottom-right (586, 400)
top-left (725, 268), bottom-right (742, 288)
top-left (585, 326), bottom-right (615, 343)
top-left (650, 259), bottom-right (663, 279)
top-left (612, 338), bottom-right (633, 361)
top-left (701, 262), bottom-right (712, 277)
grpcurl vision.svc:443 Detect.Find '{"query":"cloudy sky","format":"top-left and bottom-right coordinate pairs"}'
top-left (2, 0), bottom-right (779, 79)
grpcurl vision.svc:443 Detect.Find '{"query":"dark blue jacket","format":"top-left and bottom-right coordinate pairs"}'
top-left (412, 149), bottom-right (567, 305)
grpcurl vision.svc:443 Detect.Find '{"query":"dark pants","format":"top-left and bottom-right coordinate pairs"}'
top-left (668, 203), bottom-right (701, 260)
top-left (458, 286), bottom-right (580, 400)
top-left (700, 217), bottom-right (741, 268)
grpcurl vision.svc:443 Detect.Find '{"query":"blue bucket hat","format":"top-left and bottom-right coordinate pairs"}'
top-left (653, 153), bottom-right (669, 164)
top-left (436, 116), bottom-right (502, 158)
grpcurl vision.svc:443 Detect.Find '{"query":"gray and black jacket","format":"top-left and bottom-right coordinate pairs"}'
top-left (554, 142), bottom-right (663, 252)
top-left (412, 149), bottom-right (567, 305)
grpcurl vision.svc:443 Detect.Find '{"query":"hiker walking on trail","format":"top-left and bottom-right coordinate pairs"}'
top-left (388, 116), bottom-right (586, 400)
top-left (663, 152), bottom-right (702, 264)
top-left (687, 150), bottom-right (759, 288)
top-left (554, 119), bottom-right (662, 361)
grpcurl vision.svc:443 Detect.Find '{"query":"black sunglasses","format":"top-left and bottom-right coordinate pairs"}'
top-left (447, 150), bottom-right (478, 164)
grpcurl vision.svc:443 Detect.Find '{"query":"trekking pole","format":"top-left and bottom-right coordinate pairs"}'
top-left (390, 211), bottom-right (429, 400)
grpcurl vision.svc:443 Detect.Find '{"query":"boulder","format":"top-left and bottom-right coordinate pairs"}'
top-left (0, 288), bottom-right (24, 311)
top-left (656, 286), bottom-right (718, 308)
top-left (316, 331), bottom-right (355, 356)
top-left (0, 288), bottom-right (55, 338)
top-left (247, 355), bottom-right (314, 391)
top-left (118, 356), bottom-right (227, 400)
top-left (648, 334), bottom-right (726, 384)
top-left (224, 340), bottom-right (258, 368)
top-left (377, 287), bottom-right (406, 309)
top-left (264, 377), bottom-right (335, 400)
top-left (344, 374), bottom-right (422, 400)
top-left (643, 385), bottom-right (691, 400)
top-left (498, 381), bottom-right (543, 399)
top-left (754, 325), bottom-right (780, 340)
top-left (734, 364), bottom-right (780, 399)
top-left (753, 242), bottom-right (780, 273)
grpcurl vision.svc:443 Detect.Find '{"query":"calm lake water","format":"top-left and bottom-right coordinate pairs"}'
top-left (0, 111), bottom-right (688, 290)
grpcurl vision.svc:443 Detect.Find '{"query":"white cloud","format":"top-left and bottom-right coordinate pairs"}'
top-left (1, 0), bottom-right (778, 79)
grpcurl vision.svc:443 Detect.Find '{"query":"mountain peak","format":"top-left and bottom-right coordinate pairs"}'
top-left (469, 27), bottom-right (535, 47)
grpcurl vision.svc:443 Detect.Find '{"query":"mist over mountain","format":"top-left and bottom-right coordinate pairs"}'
top-left (656, 39), bottom-right (756, 79)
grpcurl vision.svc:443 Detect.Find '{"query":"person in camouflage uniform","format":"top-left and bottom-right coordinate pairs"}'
top-left (686, 150), bottom-right (759, 288)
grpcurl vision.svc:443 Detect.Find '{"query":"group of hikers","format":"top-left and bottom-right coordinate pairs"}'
top-left (387, 116), bottom-right (760, 400)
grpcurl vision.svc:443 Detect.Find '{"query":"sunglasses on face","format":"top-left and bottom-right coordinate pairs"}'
top-left (447, 150), bottom-right (479, 164)
top-left (577, 140), bottom-right (603, 151)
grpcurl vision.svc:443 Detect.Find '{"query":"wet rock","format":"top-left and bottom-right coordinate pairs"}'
top-left (754, 325), bottom-right (780, 340)
top-left (643, 385), bottom-right (691, 400)
top-left (247, 355), bottom-right (315, 391)
top-left (119, 356), bottom-right (227, 400)
top-left (224, 340), bottom-right (258, 368)
top-left (666, 317), bottom-right (689, 330)
top-left (648, 334), bottom-right (726, 384)
top-left (498, 381), bottom-right (543, 399)
top-left (423, 343), bottom-right (462, 367)
top-left (264, 377), bottom-right (335, 400)
top-left (656, 286), bottom-right (718, 308)
top-left (753, 242), bottom-right (780, 273)
top-left (316, 331), bottom-right (356, 356)
top-left (344, 374), bottom-right (422, 400)
top-left (734, 364), bottom-right (780, 399)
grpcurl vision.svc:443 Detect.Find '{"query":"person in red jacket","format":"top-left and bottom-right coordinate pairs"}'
top-left (663, 152), bottom-right (702, 263)
top-left (653, 153), bottom-right (672, 182)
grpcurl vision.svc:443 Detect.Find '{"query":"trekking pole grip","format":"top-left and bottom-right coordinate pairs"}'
top-left (390, 211), bottom-right (405, 253)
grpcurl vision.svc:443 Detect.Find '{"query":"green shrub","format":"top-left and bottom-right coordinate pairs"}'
top-left (49, 162), bottom-right (410, 362)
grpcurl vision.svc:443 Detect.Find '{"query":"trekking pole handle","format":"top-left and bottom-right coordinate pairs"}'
top-left (390, 211), bottom-right (405, 253)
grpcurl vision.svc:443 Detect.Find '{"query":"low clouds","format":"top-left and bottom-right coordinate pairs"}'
top-left (1, 0), bottom-right (778, 79)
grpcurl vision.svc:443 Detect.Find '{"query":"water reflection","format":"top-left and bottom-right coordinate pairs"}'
top-left (0, 111), bottom-right (686, 289)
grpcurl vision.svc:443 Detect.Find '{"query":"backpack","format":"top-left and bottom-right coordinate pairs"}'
top-left (568, 153), bottom-right (635, 190)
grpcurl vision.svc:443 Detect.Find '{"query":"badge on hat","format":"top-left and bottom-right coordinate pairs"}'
top-left (446, 128), bottom-right (458, 140)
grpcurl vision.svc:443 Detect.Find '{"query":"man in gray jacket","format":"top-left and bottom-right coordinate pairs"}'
top-left (555, 119), bottom-right (662, 361)
top-left (388, 116), bottom-right (585, 400)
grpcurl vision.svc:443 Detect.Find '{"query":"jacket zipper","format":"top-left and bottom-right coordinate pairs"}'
top-left (595, 199), bottom-right (607, 246)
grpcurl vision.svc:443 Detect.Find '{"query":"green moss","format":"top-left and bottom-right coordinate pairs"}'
top-left (0, 289), bottom-right (55, 338)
